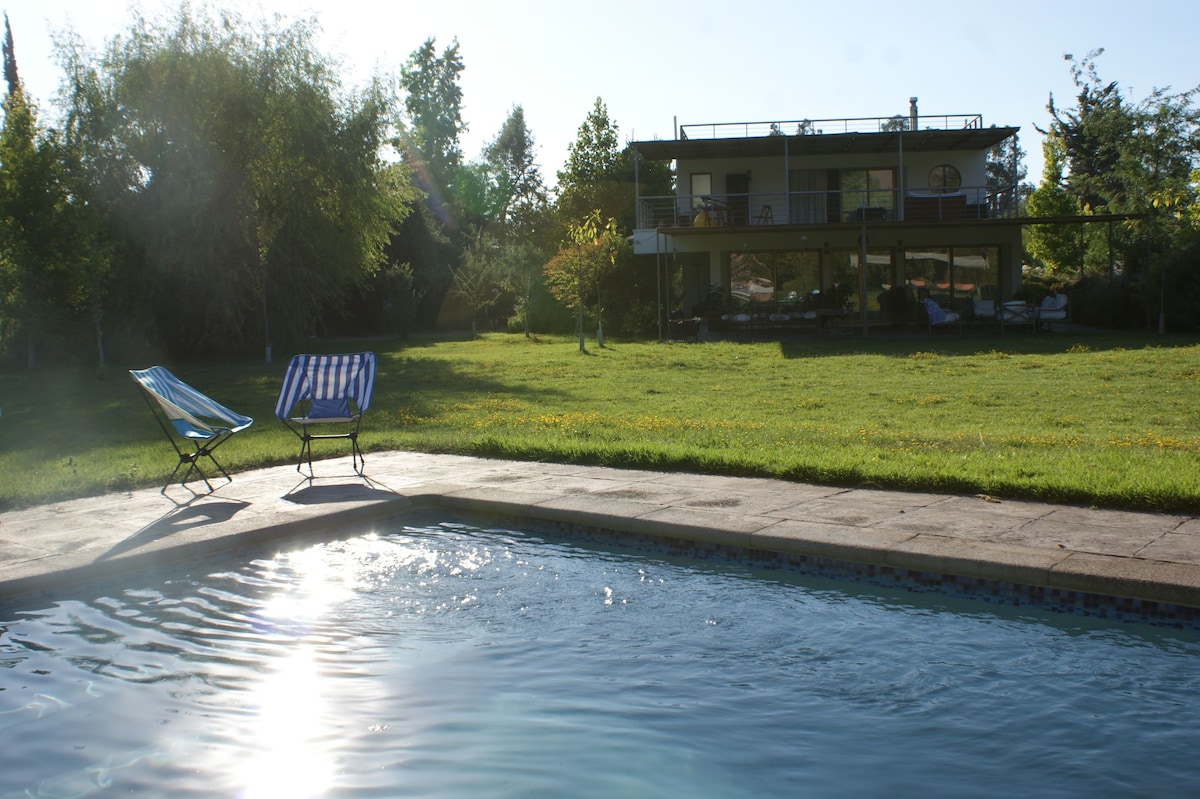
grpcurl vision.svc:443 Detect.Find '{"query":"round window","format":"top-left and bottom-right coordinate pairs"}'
top-left (928, 164), bottom-right (961, 193)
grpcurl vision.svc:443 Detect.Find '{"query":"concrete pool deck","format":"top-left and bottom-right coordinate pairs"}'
top-left (2, 450), bottom-right (1199, 609)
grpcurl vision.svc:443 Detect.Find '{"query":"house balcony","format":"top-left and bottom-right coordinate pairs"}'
top-left (635, 185), bottom-right (1019, 231)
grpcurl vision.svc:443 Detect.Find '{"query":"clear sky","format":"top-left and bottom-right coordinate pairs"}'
top-left (6, 0), bottom-right (1199, 188)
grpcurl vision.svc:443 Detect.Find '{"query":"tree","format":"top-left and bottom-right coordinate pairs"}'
top-left (249, 42), bottom-right (415, 359)
top-left (498, 240), bottom-right (545, 337)
top-left (553, 99), bottom-right (674, 336)
top-left (555, 98), bottom-right (623, 229)
top-left (454, 159), bottom-right (510, 233)
top-left (0, 79), bottom-right (51, 366)
top-left (3, 13), bottom-right (18, 96)
top-left (543, 246), bottom-right (590, 352)
top-left (55, 6), bottom-right (415, 358)
top-left (399, 37), bottom-right (465, 209)
top-left (1036, 49), bottom-right (1199, 281)
top-left (986, 131), bottom-right (1031, 217)
top-left (483, 105), bottom-right (546, 237)
top-left (0, 18), bottom-right (108, 368)
top-left (1024, 134), bottom-right (1085, 274)
top-left (543, 210), bottom-right (623, 352)
top-left (391, 37), bottom-right (470, 332)
top-left (1041, 50), bottom-right (1136, 214)
top-left (451, 230), bottom-right (506, 339)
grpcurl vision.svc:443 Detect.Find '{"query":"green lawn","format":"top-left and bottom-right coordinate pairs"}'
top-left (3, 329), bottom-right (1199, 513)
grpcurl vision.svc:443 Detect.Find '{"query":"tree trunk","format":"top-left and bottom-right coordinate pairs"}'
top-left (595, 280), bottom-right (604, 347)
top-left (576, 277), bottom-right (586, 352)
top-left (95, 313), bottom-right (106, 369)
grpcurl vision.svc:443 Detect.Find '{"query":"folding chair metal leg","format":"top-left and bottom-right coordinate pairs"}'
top-left (350, 430), bottom-right (365, 474)
top-left (291, 420), bottom-right (366, 478)
top-left (295, 428), bottom-right (315, 477)
top-left (163, 433), bottom-right (234, 494)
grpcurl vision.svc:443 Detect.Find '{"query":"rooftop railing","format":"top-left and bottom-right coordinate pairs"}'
top-left (678, 114), bottom-right (985, 140)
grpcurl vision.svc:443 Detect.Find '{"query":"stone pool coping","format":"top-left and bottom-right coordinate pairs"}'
top-left (1, 451), bottom-right (1199, 609)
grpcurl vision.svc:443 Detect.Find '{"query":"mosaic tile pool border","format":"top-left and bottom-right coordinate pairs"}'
top-left (479, 512), bottom-right (1200, 633)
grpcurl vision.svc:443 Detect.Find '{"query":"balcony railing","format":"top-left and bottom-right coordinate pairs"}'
top-left (636, 185), bottom-right (1018, 230)
top-left (679, 114), bottom-right (985, 140)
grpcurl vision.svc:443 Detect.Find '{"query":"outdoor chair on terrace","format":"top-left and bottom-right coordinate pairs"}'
top-left (1036, 293), bottom-right (1070, 331)
top-left (999, 300), bottom-right (1036, 333)
top-left (973, 298), bottom-right (996, 323)
top-left (130, 366), bottom-right (254, 494)
top-left (274, 352), bottom-right (377, 477)
top-left (922, 298), bottom-right (962, 332)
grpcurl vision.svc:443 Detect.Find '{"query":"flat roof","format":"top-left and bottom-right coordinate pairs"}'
top-left (634, 126), bottom-right (1020, 161)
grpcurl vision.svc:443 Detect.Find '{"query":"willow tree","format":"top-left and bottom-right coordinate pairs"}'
top-left (56, 6), bottom-right (415, 358)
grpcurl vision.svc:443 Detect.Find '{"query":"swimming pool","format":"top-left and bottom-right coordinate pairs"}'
top-left (2, 520), bottom-right (1199, 797)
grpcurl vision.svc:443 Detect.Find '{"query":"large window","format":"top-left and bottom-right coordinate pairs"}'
top-left (829, 248), bottom-right (894, 314)
top-left (841, 168), bottom-right (896, 217)
top-left (729, 251), bottom-right (820, 307)
top-left (904, 246), bottom-right (998, 314)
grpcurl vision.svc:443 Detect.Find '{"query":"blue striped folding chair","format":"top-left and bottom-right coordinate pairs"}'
top-left (130, 366), bottom-right (254, 494)
top-left (273, 352), bottom-right (377, 476)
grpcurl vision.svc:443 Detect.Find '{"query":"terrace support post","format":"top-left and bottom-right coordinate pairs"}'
top-left (1079, 222), bottom-right (1085, 273)
top-left (634, 146), bottom-right (640, 217)
top-left (1108, 220), bottom-right (1115, 279)
top-left (784, 138), bottom-right (791, 224)
top-left (859, 216), bottom-right (869, 338)
top-left (1154, 224), bottom-right (1165, 335)
top-left (656, 233), bottom-right (663, 342)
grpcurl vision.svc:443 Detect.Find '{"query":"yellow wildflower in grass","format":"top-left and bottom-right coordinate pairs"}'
top-left (893, 393), bottom-right (948, 406)
top-left (1109, 433), bottom-right (1200, 451)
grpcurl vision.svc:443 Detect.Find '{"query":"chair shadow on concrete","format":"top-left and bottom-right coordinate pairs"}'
top-left (282, 473), bottom-right (401, 506)
top-left (94, 499), bottom-right (251, 562)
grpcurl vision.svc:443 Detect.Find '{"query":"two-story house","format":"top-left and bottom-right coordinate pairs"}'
top-left (631, 99), bottom-right (1024, 333)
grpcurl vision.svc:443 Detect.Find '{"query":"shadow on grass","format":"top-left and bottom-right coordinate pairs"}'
top-left (774, 327), bottom-right (1199, 359)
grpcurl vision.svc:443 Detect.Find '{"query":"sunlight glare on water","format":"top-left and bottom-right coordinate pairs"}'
top-left (1, 522), bottom-right (1199, 798)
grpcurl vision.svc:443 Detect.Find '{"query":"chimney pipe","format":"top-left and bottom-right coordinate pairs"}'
top-left (909, 97), bottom-right (918, 131)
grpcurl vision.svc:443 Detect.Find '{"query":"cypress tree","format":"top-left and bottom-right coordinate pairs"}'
top-left (2, 13), bottom-right (19, 98)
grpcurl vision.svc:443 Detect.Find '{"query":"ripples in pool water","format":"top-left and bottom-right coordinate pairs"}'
top-left (2, 522), bottom-right (1199, 798)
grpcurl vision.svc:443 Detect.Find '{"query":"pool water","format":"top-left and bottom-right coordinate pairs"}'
top-left (2, 521), bottom-right (1199, 798)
